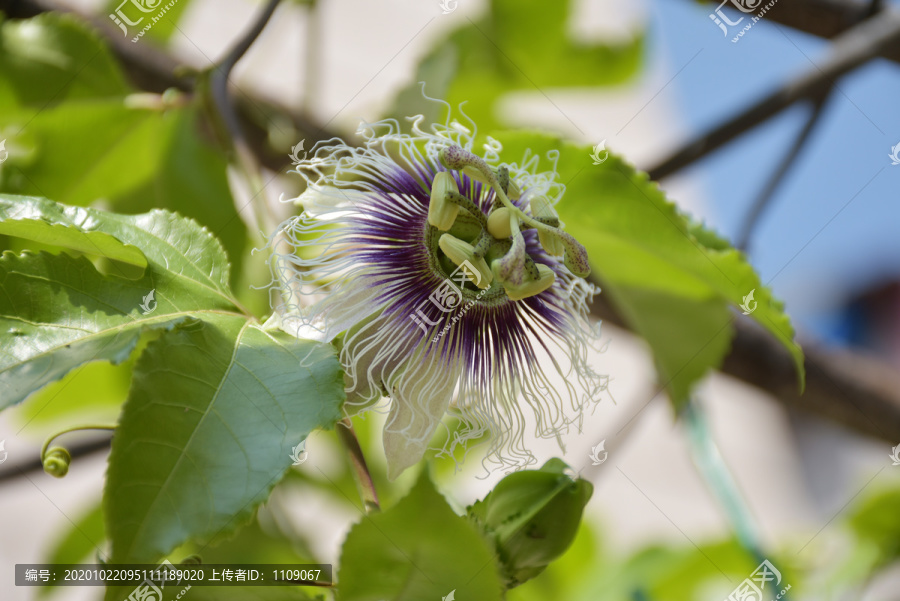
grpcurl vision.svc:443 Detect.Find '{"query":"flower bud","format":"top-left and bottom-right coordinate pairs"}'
top-left (43, 446), bottom-right (71, 478)
top-left (487, 208), bottom-right (514, 239)
top-left (438, 234), bottom-right (493, 289)
top-left (467, 459), bottom-right (593, 587)
top-left (428, 172), bottom-right (461, 231)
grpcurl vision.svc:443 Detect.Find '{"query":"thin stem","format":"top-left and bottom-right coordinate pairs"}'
top-left (300, 0), bottom-right (321, 113)
top-left (0, 437), bottom-right (111, 484)
top-left (209, 0), bottom-right (282, 233)
top-left (684, 399), bottom-right (794, 599)
top-left (336, 418), bottom-right (380, 514)
top-left (736, 91), bottom-right (831, 252)
top-left (647, 10), bottom-right (900, 180)
top-left (682, 399), bottom-right (767, 565)
top-left (41, 425), bottom-right (116, 461)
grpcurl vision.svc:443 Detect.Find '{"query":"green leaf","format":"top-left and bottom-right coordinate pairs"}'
top-left (338, 470), bottom-right (504, 601)
top-left (0, 217), bottom-right (146, 269)
top-left (0, 102), bottom-right (248, 283)
top-left (45, 501), bottom-right (106, 564)
top-left (0, 12), bottom-right (129, 108)
top-left (0, 14), bottom-right (247, 280)
top-left (39, 500), bottom-right (106, 598)
top-left (0, 195), bottom-right (243, 409)
top-left (0, 100), bottom-right (168, 206)
top-left (121, 107), bottom-right (249, 285)
top-left (103, 0), bottom-right (194, 43)
top-left (847, 487), bottom-right (900, 568)
top-left (493, 131), bottom-right (804, 406)
top-left (104, 314), bottom-right (345, 563)
top-left (0, 195), bottom-right (233, 295)
top-left (389, 0), bottom-right (643, 131)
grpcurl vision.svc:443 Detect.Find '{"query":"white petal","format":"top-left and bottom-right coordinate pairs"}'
top-left (382, 344), bottom-right (462, 480)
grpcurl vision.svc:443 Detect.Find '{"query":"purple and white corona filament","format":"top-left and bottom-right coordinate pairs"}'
top-left (268, 112), bottom-right (606, 479)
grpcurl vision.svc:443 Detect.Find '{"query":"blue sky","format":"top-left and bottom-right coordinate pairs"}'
top-left (650, 0), bottom-right (900, 342)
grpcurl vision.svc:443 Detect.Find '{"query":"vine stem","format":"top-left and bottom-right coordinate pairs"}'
top-left (41, 425), bottom-right (116, 461)
top-left (209, 0), bottom-right (282, 234)
top-left (336, 418), bottom-right (380, 514)
top-left (683, 400), bottom-right (766, 557)
top-left (683, 398), bottom-right (794, 599)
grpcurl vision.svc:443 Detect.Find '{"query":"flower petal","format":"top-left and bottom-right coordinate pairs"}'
top-left (383, 344), bottom-right (462, 480)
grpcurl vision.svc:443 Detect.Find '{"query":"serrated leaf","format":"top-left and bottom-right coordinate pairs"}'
top-left (0, 14), bottom-right (247, 281)
top-left (492, 131), bottom-right (804, 406)
top-left (338, 471), bottom-right (504, 601)
top-left (0, 218), bottom-right (146, 269)
top-left (104, 314), bottom-right (345, 564)
top-left (0, 196), bottom-right (244, 408)
top-left (389, 0), bottom-right (643, 131)
top-left (0, 251), bottom-right (185, 408)
top-left (0, 103), bottom-right (248, 284)
top-left (0, 195), bottom-right (233, 296)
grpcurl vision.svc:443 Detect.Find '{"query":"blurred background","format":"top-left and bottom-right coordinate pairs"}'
top-left (1, 0), bottom-right (900, 599)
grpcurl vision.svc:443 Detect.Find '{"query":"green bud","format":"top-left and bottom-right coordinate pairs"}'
top-left (43, 446), bottom-right (71, 478)
top-left (467, 459), bottom-right (593, 587)
top-left (428, 172), bottom-right (461, 230)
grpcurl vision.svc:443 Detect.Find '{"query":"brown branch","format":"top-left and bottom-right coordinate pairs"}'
top-left (697, 0), bottom-right (887, 50)
top-left (590, 294), bottom-right (900, 443)
top-left (336, 419), bottom-right (380, 514)
top-left (648, 8), bottom-right (900, 180)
